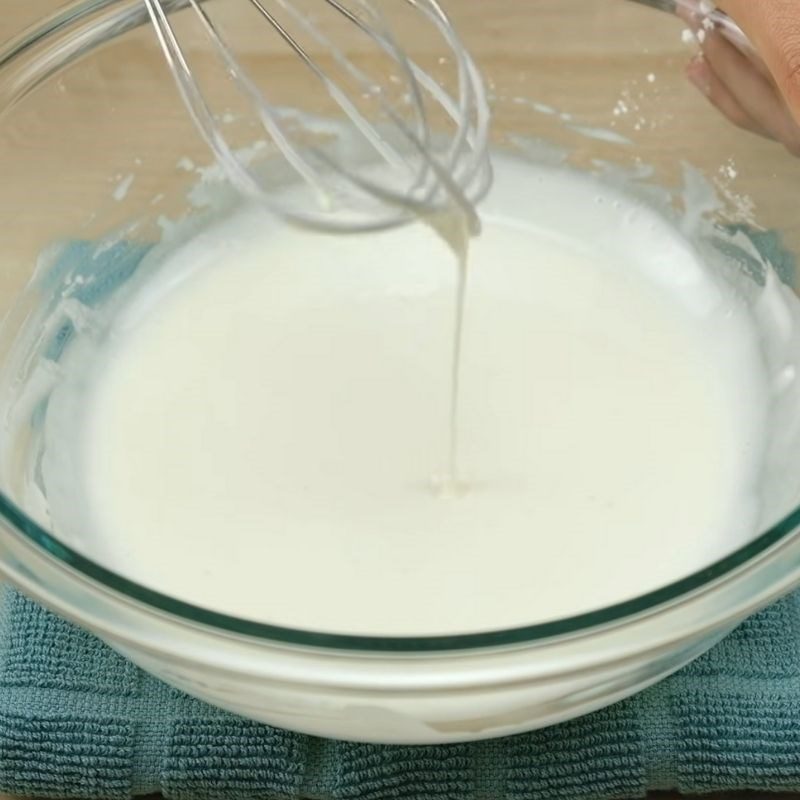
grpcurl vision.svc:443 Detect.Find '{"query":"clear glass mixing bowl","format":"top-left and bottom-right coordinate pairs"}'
top-left (3, 0), bottom-right (800, 744)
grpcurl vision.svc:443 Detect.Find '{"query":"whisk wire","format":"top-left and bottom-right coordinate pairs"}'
top-left (245, 0), bottom-right (477, 214)
top-left (144, 0), bottom-right (270, 199)
top-left (145, 0), bottom-right (492, 230)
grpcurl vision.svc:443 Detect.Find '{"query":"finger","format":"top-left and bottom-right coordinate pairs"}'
top-left (716, 0), bottom-right (800, 125)
top-left (686, 54), bottom-right (772, 138)
top-left (701, 27), bottom-right (796, 140)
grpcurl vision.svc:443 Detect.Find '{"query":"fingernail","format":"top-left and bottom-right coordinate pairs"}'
top-left (687, 55), bottom-right (711, 96)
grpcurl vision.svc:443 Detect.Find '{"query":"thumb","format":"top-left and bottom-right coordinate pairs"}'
top-left (716, 0), bottom-right (800, 125)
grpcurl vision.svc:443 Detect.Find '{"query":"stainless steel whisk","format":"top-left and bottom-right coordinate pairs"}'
top-left (144, 0), bottom-right (492, 232)
top-left (630, 0), bottom-right (756, 60)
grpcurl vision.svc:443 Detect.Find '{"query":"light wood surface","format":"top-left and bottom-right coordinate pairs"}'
top-left (1, 3), bottom-right (799, 800)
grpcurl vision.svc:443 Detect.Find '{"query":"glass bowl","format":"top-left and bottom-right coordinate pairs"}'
top-left (2, 0), bottom-right (800, 744)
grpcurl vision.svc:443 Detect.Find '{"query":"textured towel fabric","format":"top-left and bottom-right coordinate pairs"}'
top-left (3, 587), bottom-right (800, 799)
top-left (2, 231), bottom-right (797, 799)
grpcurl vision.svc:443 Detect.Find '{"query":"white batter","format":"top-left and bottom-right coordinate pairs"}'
top-left (47, 154), bottom-right (769, 636)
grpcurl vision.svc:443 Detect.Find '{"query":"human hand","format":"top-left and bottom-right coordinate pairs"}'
top-left (684, 0), bottom-right (800, 155)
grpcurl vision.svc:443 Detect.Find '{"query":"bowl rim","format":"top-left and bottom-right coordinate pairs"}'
top-left (2, 0), bottom-right (800, 654)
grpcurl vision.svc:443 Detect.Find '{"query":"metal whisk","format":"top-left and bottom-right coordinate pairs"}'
top-left (144, 0), bottom-right (492, 232)
top-left (630, 0), bottom-right (756, 60)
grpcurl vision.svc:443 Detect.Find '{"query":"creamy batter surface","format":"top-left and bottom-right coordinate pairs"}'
top-left (46, 154), bottom-right (768, 635)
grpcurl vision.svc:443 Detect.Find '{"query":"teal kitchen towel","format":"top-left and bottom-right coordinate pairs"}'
top-left (2, 586), bottom-right (800, 799)
top-left (1, 230), bottom-right (796, 799)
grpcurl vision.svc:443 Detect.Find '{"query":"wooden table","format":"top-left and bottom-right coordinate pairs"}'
top-left (1, 3), bottom-right (799, 799)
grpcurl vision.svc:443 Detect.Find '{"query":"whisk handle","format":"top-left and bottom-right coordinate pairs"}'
top-left (628, 0), bottom-right (759, 63)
